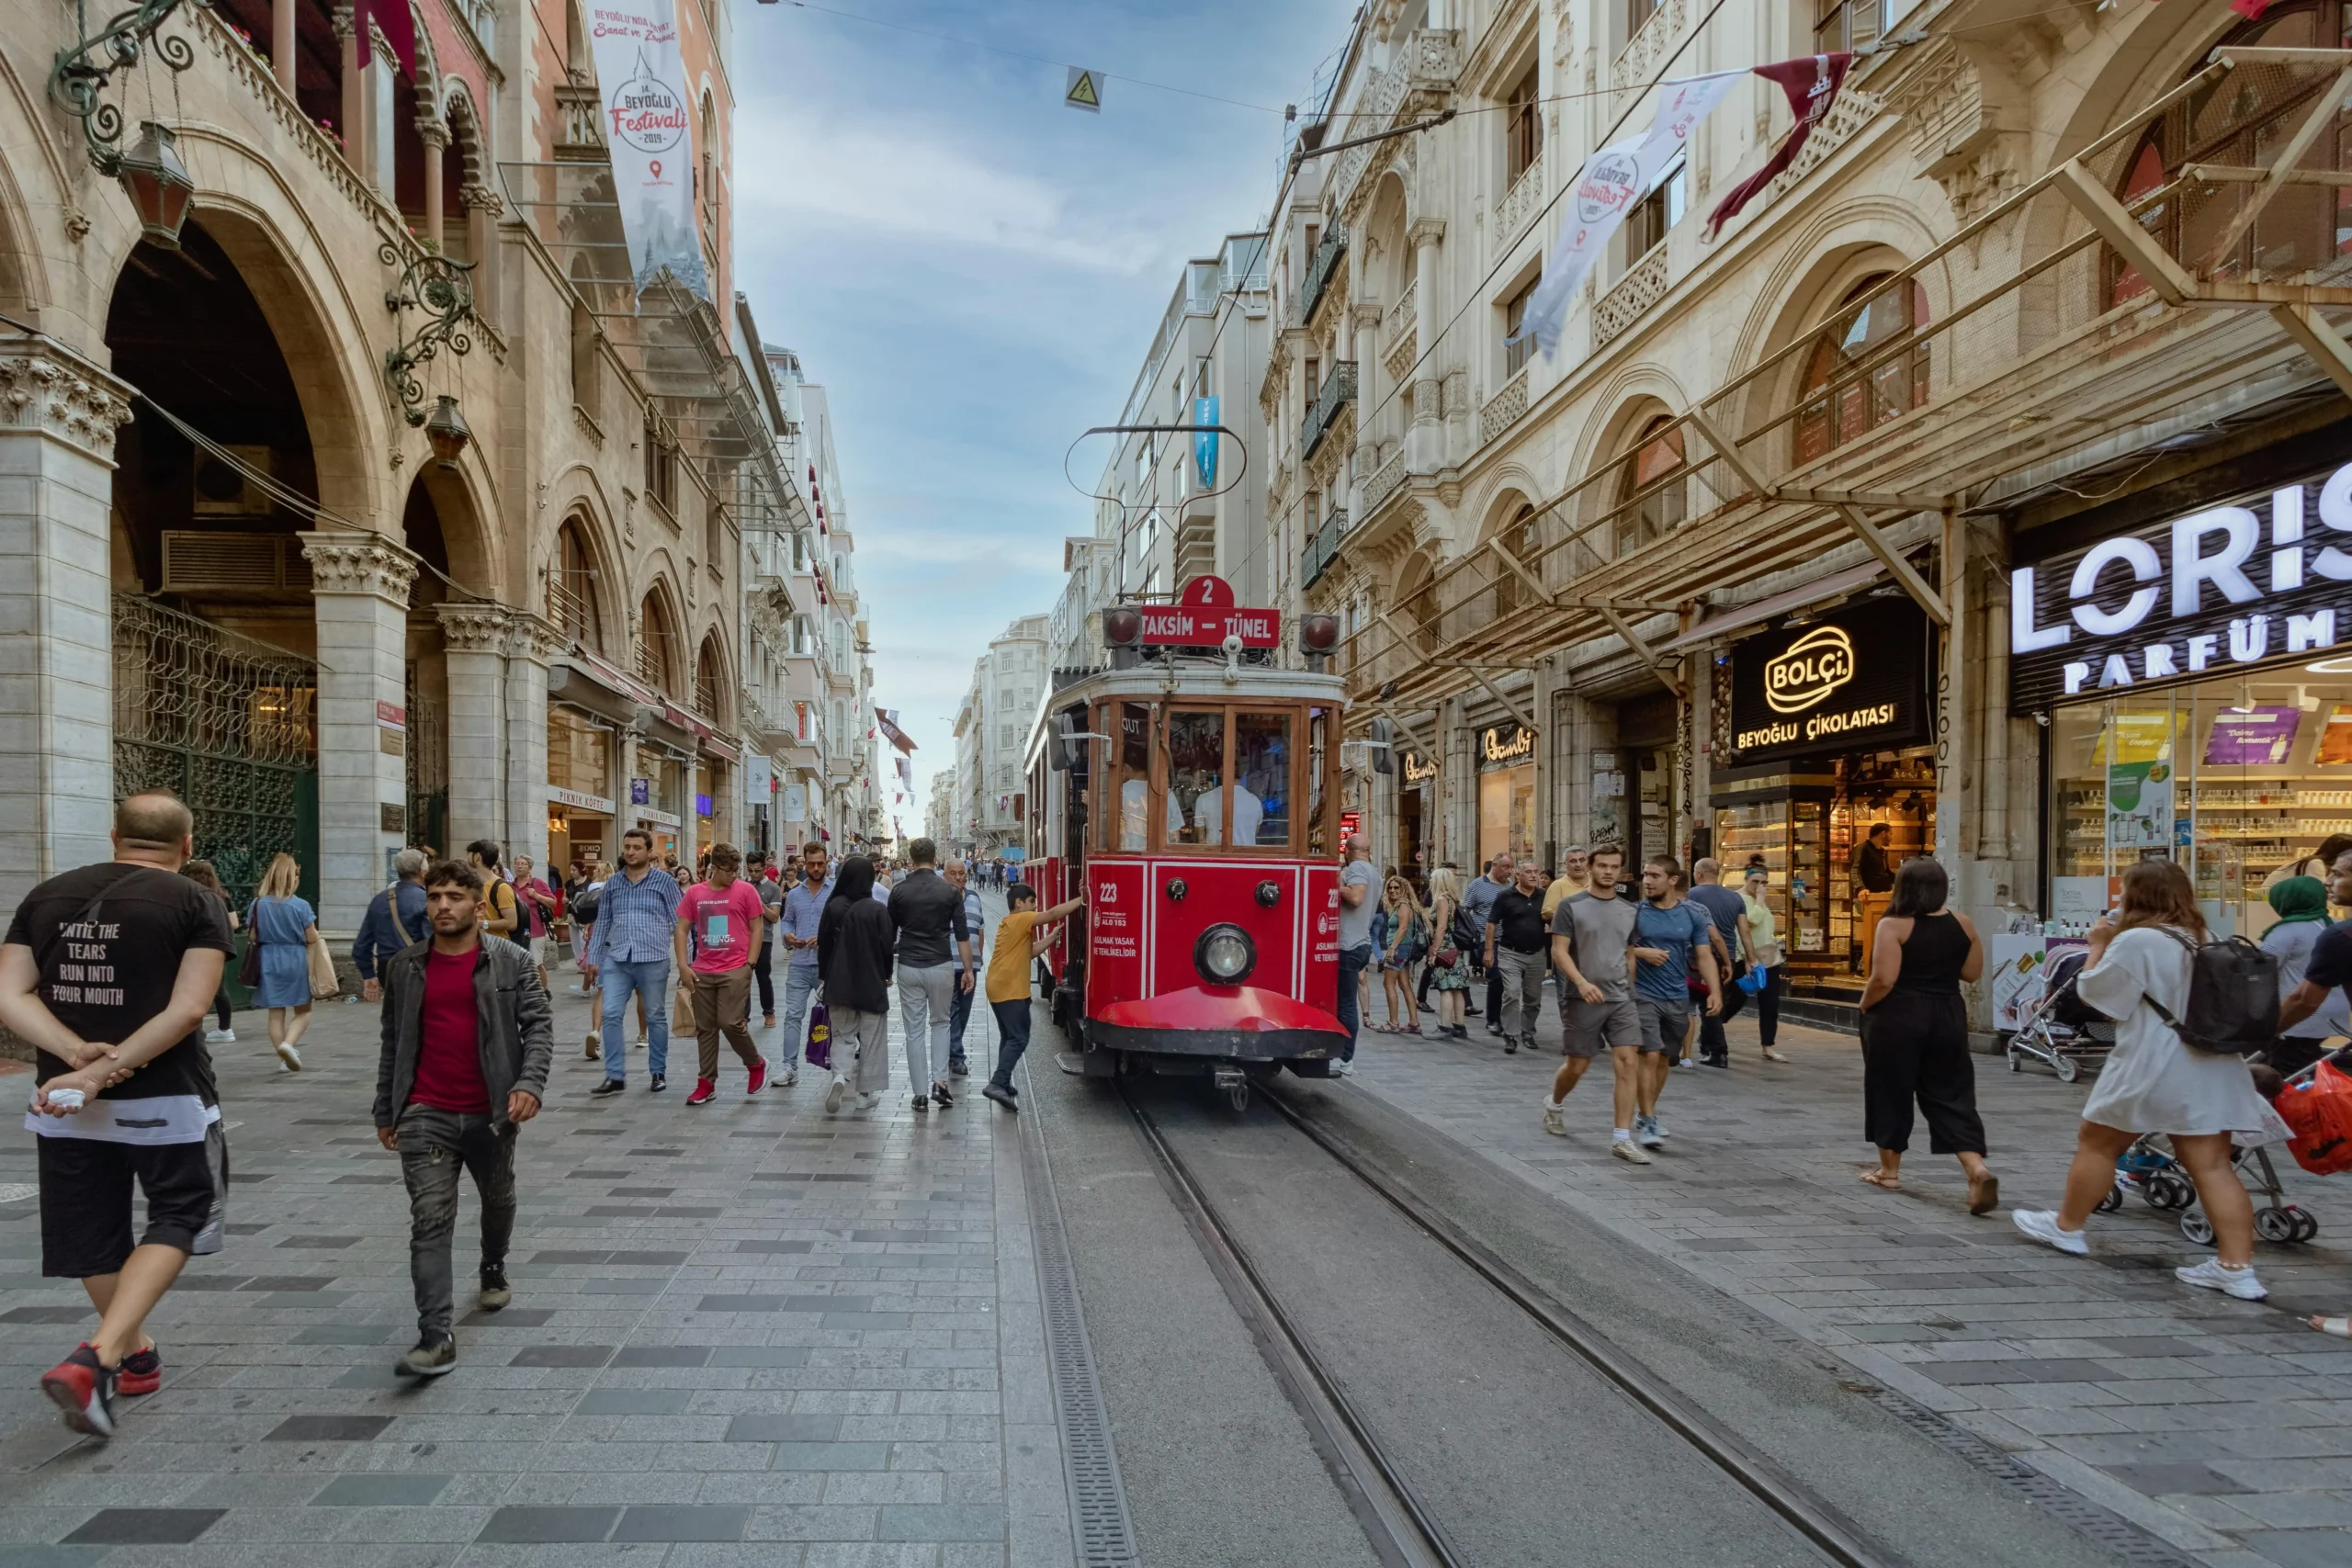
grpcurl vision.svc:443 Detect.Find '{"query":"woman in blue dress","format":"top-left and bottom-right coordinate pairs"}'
top-left (249, 852), bottom-right (318, 1071)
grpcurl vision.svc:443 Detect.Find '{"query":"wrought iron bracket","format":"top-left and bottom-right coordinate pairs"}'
top-left (51, 0), bottom-right (209, 175)
top-left (380, 242), bottom-right (476, 426)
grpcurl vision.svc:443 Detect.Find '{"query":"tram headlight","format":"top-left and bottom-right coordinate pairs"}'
top-left (1194, 923), bottom-right (1257, 986)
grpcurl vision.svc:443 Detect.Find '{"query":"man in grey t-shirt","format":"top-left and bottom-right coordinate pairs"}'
top-left (1544, 846), bottom-right (1653, 1161)
top-left (1462, 852), bottom-right (1513, 1036)
top-left (1334, 835), bottom-right (1377, 1071)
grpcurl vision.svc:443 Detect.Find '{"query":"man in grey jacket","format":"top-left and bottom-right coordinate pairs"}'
top-left (372, 859), bottom-right (552, 1378)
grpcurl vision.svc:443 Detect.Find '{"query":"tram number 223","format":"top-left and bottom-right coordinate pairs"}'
top-left (1096, 882), bottom-right (1119, 906)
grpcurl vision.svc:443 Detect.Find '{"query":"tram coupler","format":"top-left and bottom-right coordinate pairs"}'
top-left (1212, 1066), bottom-right (1246, 1093)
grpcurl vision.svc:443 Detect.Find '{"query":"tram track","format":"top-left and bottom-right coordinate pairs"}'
top-left (1119, 1075), bottom-right (1908, 1568)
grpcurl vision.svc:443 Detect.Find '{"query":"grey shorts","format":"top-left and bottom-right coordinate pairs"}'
top-left (1635, 998), bottom-right (1690, 1055)
top-left (1562, 997), bottom-right (1640, 1058)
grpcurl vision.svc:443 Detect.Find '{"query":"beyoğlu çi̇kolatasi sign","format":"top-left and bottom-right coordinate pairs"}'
top-left (1140, 575), bottom-right (1281, 648)
top-left (588, 3), bottom-right (708, 300)
top-left (1725, 597), bottom-right (1931, 762)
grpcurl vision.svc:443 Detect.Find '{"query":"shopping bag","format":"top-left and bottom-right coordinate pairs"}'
top-left (1737, 964), bottom-right (1768, 996)
top-left (804, 1001), bottom-right (832, 1070)
top-left (305, 931), bottom-right (340, 1000)
top-left (2277, 1056), bottom-right (2352, 1176)
top-left (671, 979), bottom-right (695, 1036)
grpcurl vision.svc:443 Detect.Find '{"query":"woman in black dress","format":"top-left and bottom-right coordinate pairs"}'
top-left (1859, 857), bottom-right (1998, 1214)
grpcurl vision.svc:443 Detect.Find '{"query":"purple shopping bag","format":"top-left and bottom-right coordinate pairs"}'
top-left (804, 1000), bottom-right (832, 1070)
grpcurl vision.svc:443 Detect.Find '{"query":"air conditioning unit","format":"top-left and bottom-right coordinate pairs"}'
top-left (160, 531), bottom-right (313, 594)
top-left (191, 446), bottom-right (275, 516)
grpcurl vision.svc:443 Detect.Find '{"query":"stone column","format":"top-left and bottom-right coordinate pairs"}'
top-left (436, 602), bottom-right (508, 859)
top-left (0, 345), bottom-right (134, 909)
top-left (418, 122), bottom-right (448, 251)
top-left (503, 613), bottom-right (562, 870)
top-left (300, 531), bottom-right (419, 935)
top-left (273, 0), bottom-right (299, 95)
top-left (334, 7), bottom-right (364, 175)
top-left (1408, 220), bottom-right (1444, 473)
top-left (460, 182), bottom-right (503, 321)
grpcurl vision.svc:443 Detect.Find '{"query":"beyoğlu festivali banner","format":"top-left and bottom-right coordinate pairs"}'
top-left (588, 3), bottom-right (709, 300)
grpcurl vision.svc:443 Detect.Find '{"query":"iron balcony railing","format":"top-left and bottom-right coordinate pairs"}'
top-left (1302, 508), bottom-right (1350, 589)
top-left (1294, 228), bottom-right (1347, 327)
top-left (1302, 360), bottom-right (1357, 460)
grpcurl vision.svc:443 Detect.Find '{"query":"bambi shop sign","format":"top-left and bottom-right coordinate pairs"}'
top-left (2009, 462), bottom-right (2352, 709)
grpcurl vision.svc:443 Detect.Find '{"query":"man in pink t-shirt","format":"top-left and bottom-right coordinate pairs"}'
top-left (673, 842), bottom-right (769, 1106)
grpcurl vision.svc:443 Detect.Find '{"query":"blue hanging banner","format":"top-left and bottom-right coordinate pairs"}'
top-left (1193, 397), bottom-right (1218, 489)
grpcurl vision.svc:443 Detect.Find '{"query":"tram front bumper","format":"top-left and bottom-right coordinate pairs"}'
top-left (1088, 985), bottom-right (1348, 1063)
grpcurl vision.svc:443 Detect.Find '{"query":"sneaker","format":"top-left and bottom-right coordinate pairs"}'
top-left (854, 1091), bottom-right (881, 1111)
top-left (634, 1037), bottom-right (649, 1050)
top-left (1329, 1058), bottom-right (1352, 1077)
top-left (649, 1072), bottom-right (668, 1093)
top-left (397, 1336), bottom-right (457, 1378)
top-left (2012, 1208), bottom-right (2090, 1257)
top-left (1487, 1025), bottom-right (1503, 1038)
top-left (747, 1058), bottom-right (769, 1096)
top-left (949, 1056), bottom-right (969, 1077)
top-left (1611, 1139), bottom-right (1653, 1166)
top-left (2177, 1258), bottom-right (2268, 1301)
top-left (275, 1042), bottom-right (303, 1072)
top-left (589, 1077), bottom-right (626, 1099)
top-left (686, 1077), bottom-right (715, 1105)
top-left (826, 1076), bottom-right (848, 1115)
top-left (1504, 1036), bottom-right (1519, 1055)
top-left (931, 1080), bottom-right (954, 1108)
top-left (1702, 1054), bottom-right (1729, 1068)
top-left (568, 984), bottom-right (587, 997)
top-left (1761, 1047), bottom-right (1789, 1063)
top-left (584, 1036), bottom-right (601, 1060)
top-left (912, 1095), bottom-right (930, 1113)
top-left (478, 1264), bottom-right (512, 1311)
top-left (203, 1028), bottom-right (235, 1045)
top-left (117, 1346), bottom-right (161, 1396)
top-left (1542, 1106), bottom-right (1566, 1137)
top-left (1635, 1116), bottom-right (1665, 1149)
top-left (778, 1066), bottom-right (798, 1089)
top-left (40, 1345), bottom-right (118, 1438)
top-left (983, 1082), bottom-right (1018, 1111)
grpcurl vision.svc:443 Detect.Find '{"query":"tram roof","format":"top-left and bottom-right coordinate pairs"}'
top-left (1023, 662), bottom-right (1346, 771)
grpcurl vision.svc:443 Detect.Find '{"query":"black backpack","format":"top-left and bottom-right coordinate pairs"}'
top-left (2144, 930), bottom-right (2278, 1055)
top-left (1449, 902), bottom-right (1487, 953)
top-left (572, 884), bottom-right (602, 925)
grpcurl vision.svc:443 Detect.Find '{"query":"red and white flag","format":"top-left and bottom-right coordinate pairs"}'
top-left (1705, 53), bottom-right (1854, 240)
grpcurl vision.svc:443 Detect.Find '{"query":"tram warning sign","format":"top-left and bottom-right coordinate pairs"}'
top-left (1139, 574), bottom-right (1281, 648)
top-left (1065, 67), bottom-right (1102, 112)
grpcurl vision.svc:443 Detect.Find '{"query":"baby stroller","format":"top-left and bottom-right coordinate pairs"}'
top-left (2094, 1129), bottom-right (2320, 1247)
top-left (2006, 948), bottom-right (2117, 1084)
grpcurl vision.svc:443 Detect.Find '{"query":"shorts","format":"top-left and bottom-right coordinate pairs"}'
top-left (38, 1124), bottom-right (229, 1278)
top-left (1562, 997), bottom-right (1641, 1058)
top-left (1634, 998), bottom-right (1690, 1055)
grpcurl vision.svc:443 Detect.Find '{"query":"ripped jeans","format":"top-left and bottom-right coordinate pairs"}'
top-left (395, 1105), bottom-right (517, 1341)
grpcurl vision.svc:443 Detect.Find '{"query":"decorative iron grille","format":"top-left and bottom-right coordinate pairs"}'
top-left (406, 660), bottom-right (448, 856)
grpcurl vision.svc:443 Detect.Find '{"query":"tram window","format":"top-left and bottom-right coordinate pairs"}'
top-left (1115, 701), bottom-right (1151, 852)
top-left (1165, 710), bottom-right (1227, 846)
top-left (1308, 707), bottom-right (1330, 855)
top-left (1234, 712), bottom-right (1292, 848)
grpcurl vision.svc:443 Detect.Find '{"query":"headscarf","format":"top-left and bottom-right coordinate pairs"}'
top-left (2267, 874), bottom-right (2330, 927)
top-left (816, 854), bottom-right (875, 966)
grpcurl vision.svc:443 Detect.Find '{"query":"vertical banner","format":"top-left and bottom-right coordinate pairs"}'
top-left (1193, 396), bottom-right (1219, 489)
top-left (745, 751), bottom-right (772, 806)
top-left (587, 2), bottom-right (710, 299)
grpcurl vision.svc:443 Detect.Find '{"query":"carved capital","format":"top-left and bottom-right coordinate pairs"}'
top-left (301, 530), bottom-right (421, 603)
top-left (503, 611), bottom-right (568, 664)
top-left (0, 346), bottom-right (135, 461)
top-left (459, 180), bottom-right (505, 216)
top-left (332, 5), bottom-right (355, 41)
top-left (1408, 218), bottom-right (1446, 250)
top-left (435, 601), bottom-right (510, 654)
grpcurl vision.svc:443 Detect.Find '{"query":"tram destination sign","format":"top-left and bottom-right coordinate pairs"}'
top-left (1725, 597), bottom-right (1930, 763)
top-left (1140, 573), bottom-right (1281, 648)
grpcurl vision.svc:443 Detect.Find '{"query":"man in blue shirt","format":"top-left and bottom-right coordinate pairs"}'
top-left (1630, 854), bottom-right (1719, 1149)
top-left (585, 829), bottom-right (684, 1095)
top-left (1462, 853), bottom-right (1513, 1036)
top-left (355, 849), bottom-right (431, 1002)
top-left (777, 842), bottom-right (834, 1074)
top-left (944, 860), bottom-right (986, 1077)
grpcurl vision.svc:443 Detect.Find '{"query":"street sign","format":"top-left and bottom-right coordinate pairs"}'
top-left (1066, 66), bottom-right (1102, 112)
top-left (1139, 574), bottom-right (1280, 648)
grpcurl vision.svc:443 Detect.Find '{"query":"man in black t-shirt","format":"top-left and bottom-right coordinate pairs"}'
top-left (1484, 862), bottom-right (1553, 1055)
top-left (0, 792), bottom-right (232, 1440)
top-left (2276, 851), bottom-right (2352, 1074)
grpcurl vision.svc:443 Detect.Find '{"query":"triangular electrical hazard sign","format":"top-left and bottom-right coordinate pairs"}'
top-left (1065, 66), bottom-right (1102, 112)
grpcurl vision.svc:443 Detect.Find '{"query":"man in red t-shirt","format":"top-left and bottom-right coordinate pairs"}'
top-left (677, 842), bottom-right (770, 1106)
top-left (372, 860), bottom-right (550, 1378)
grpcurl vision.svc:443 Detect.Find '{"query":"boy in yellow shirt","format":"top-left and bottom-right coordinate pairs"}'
top-left (981, 883), bottom-right (1085, 1111)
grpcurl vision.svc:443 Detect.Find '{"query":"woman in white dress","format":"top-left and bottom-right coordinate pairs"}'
top-left (2012, 860), bottom-right (2291, 1301)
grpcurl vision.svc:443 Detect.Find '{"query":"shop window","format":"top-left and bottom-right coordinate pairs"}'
top-left (548, 706), bottom-right (610, 795)
top-left (1794, 275), bottom-right (1930, 464)
top-left (1617, 415), bottom-right (1688, 555)
top-left (1234, 712), bottom-right (1294, 848)
top-left (1164, 710), bottom-right (1227, 846)
top-left (2104, 1), bottom-right (2352, 304)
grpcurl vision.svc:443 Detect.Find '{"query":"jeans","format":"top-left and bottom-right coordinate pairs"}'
top-left (781, 963), bottom-right (821, 1066)
top-left (395, 1105), bottom-right (516, 1341)
top-left (690, 965), bottom-right (762, 1080)
top-left (989, 998), bottom-right (1032, 1089)
top-left (1486, 963), bottom-right (1504, 1029)
top-left (600, 957), bottom-right (671, 1079)
top-left (1752, 966), bottom-right (1781, 1046)
top-left (898, 961), bottom-right (956, 1089)
top-left (1494, 948), bottom-right (1546, 1044)
top-left (752, 940), bottom-right (775, 1018)
top-left (1336, 944), bottom-right (1372, 1060)
top-left (949, 981), bottom-right (973, 1064)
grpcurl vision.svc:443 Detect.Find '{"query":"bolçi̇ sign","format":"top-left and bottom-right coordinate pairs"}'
top-left (588, 3), bottom-right (710, 300)
top-left (2007, 457), bottom-right (2352, 710)
top-left (1725, 598), bottom-right (1929, 762)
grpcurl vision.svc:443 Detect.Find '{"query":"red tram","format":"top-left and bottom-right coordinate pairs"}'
top-left (1020, 577), bottom-right (1354, 1109)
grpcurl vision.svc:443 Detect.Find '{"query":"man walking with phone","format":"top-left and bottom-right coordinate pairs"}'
top-left (778, 843), bottom-right (833, 1070)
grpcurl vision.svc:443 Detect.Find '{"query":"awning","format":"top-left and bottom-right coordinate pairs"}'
top-left (548, 657), bottom-right (644, 727)
top-left (1657, 562), bottom-right (1884, 654)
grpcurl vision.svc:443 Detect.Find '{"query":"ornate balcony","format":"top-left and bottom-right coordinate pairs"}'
top-left (1294, 228), bottom-right (1347, 328)
top-left (1301, 360), bottom-right (1357, 460)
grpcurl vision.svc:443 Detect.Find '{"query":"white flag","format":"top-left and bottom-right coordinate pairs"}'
top-left (1521, 71), bottom-right (1743, 360)
top-left (588, 1), bottom-right (710, 300)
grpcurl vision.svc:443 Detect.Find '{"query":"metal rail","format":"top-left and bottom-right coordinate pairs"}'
top-left (1255, 1085), bottom-right (1900, 1568)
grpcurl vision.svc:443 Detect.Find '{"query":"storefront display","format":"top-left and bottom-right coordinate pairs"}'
top-left (2012, 439), bottom-right (2352, 937)
top-left (1476, 722), bottom-right (1535, 868)
top-left (1398, 746), bottom-right (1436, 886)
top-left (547, 706), bottom-right (614, 872)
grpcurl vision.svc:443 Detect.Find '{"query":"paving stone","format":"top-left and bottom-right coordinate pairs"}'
top-left (611, 1505), bottom-right (751, 1541)
top-left (727, 1415), bottom-right (845, 1442)
top-left (475, 1505), bottom-right (622, 1542)
top-left (61, 1508), bottom-right (227, 1543)
top-left (264, 1415), bottom-right (394, 1442)
top-left (510, 1345), bottom-right (616, 1368)
top-left (615, 1346), bottom-right (712, 1368)
top-left (580, 1390), bottom-right (695, 1415)
top-left (309, 1474), bottom-right (453, 1506)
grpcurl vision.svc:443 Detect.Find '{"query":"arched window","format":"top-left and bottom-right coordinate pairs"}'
top-left (1617, 415), bottom-right (1687, 555)
top-left (695, 636), bottom-right (725, 724)
top-left (1493, 502), bottom-right (1544, 617)
top-left (639, 591), bottom-right (677, 694)
top-left (698, 92), bottom-right (718, 228)
top-left (1794, 275), bottom-right (1929, 464)
top-left (551, 520), bottom-right (603, 654)
top-left (2107, 0), bottom-right (2352, 303)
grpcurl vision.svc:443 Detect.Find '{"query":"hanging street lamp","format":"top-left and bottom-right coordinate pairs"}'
top-left (117, 121), bottom-right (195, 248)
top-left (424, 395), bottom-right (472, 468)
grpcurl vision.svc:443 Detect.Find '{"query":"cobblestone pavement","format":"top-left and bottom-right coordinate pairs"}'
top-left (1346, 996), bottom-right (2352, 1568)
top-left (0, 976), bottom-right (1074, 1568)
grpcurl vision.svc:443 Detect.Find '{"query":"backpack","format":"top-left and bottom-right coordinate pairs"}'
top-left (2143, 930), bottom-right (2278, 1055)
top-left (572, 883), bottom-right (602, 926)
top-left (1449, 901), bottom-right (1486, 953)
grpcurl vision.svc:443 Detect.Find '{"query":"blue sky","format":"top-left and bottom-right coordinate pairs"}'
top-left (729, 0), bottom-right (1353, 831)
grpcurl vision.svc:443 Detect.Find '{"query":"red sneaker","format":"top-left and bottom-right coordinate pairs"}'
top-left (118, 1346), bottom-right (162, 1396)
top-left (40, 1344), bottom-right (118, 1438)
top-left (746, 1057), bottom-right (769, 1096)
top-left (686, 1077), bottom-right (717, 1105)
